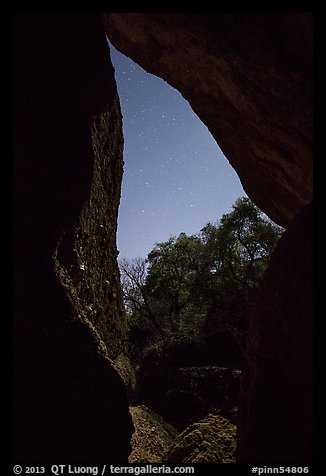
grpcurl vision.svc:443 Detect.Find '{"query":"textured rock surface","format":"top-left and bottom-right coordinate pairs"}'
top-left (129, 406), bottom-right (178, 463)
top-left (113, 354), bottom-right (137, 401)
top-left (238, 202), bottom-right (313, 464)
top-left (53, 98), bottom-right (128, 358)
top-left (104, 13), bottom-right (312, 227)
top-left (163, 414), bottom-right (236, 463)
top-left (13, 14), bottom-right (132, 462)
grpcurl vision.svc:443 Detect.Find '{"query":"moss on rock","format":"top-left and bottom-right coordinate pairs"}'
top-left (163, 413), bottom-right (236, 463)
top-left (129, 406), bottom-right (178, 463)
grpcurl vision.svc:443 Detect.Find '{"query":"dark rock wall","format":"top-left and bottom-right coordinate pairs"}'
top-left (238, 202), bottom-right (313, 464)
top-left (104, 13), bottom-right (312, 228)
top-left (13, 14), bottom-right (132, 462)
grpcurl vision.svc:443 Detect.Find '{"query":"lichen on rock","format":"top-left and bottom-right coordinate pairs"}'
top-left (163, 413), bottom-right (236, 463)
top-left (129, 405), bottom-right (178, 463)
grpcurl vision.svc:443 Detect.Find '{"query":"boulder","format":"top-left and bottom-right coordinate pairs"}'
top-left (163, 413), bottom-right (236, 463)
top-left (129, 405), bottom-right (178, 463)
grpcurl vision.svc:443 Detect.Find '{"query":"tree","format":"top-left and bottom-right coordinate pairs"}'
top-left (200, 197), bottom-right (283, 290)
top-left (119, 197), bottom-right (283, 363)
top-left (145, 233), bottom-right (204, 334)
top-left (119, 233), bottom-right (205, 341)
top-left (199, 197), bottom-right (283, 353)
top-left (119, 257), bottom-right (167, 337)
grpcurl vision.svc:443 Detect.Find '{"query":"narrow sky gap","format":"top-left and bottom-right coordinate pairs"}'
top-left (108, 42), bottom-right (246, 259)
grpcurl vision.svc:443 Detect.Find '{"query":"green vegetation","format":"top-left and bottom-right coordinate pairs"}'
top-left (119, 198), bottom-right (283, 364)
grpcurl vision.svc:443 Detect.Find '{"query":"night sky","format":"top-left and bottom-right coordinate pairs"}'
top-left (109, 42), bottom-right (246, 259)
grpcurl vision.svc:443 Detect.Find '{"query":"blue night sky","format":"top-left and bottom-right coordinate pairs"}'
top-left (109, 43), bottom-right (246, 260)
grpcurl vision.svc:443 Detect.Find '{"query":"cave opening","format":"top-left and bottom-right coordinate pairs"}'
top-left (13, 13), bottom-right (312, 464)
top-left (106, 41), bottom-right (284, 463)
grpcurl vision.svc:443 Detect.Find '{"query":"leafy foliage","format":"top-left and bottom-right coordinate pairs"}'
top-left (119, 198), bottom-right (283, 364)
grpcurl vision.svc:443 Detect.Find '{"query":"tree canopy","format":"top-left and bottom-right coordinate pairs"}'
top-left (119, 198), bottom-right (283, 364)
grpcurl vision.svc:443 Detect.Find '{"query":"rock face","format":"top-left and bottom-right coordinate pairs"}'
top-left (53, 99), bottom-right (128, 358)
top-left (104, 13), bottom-right (312, 228)
top-left (238, 202), bottom-right (313, 464)
top-left (49, 23), bottom-right (128, 357)
top-left (163, 414), bottom-right (236, 463)
top-left (13, 14), bottom-right (132, 462)
top-left (129, 406), bottom-right (178, 463)
top-left (113, 354), bottom-right (137, 401)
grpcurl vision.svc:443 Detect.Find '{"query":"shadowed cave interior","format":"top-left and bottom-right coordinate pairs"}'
top-left (13, 13), bottom-right (312, 464)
